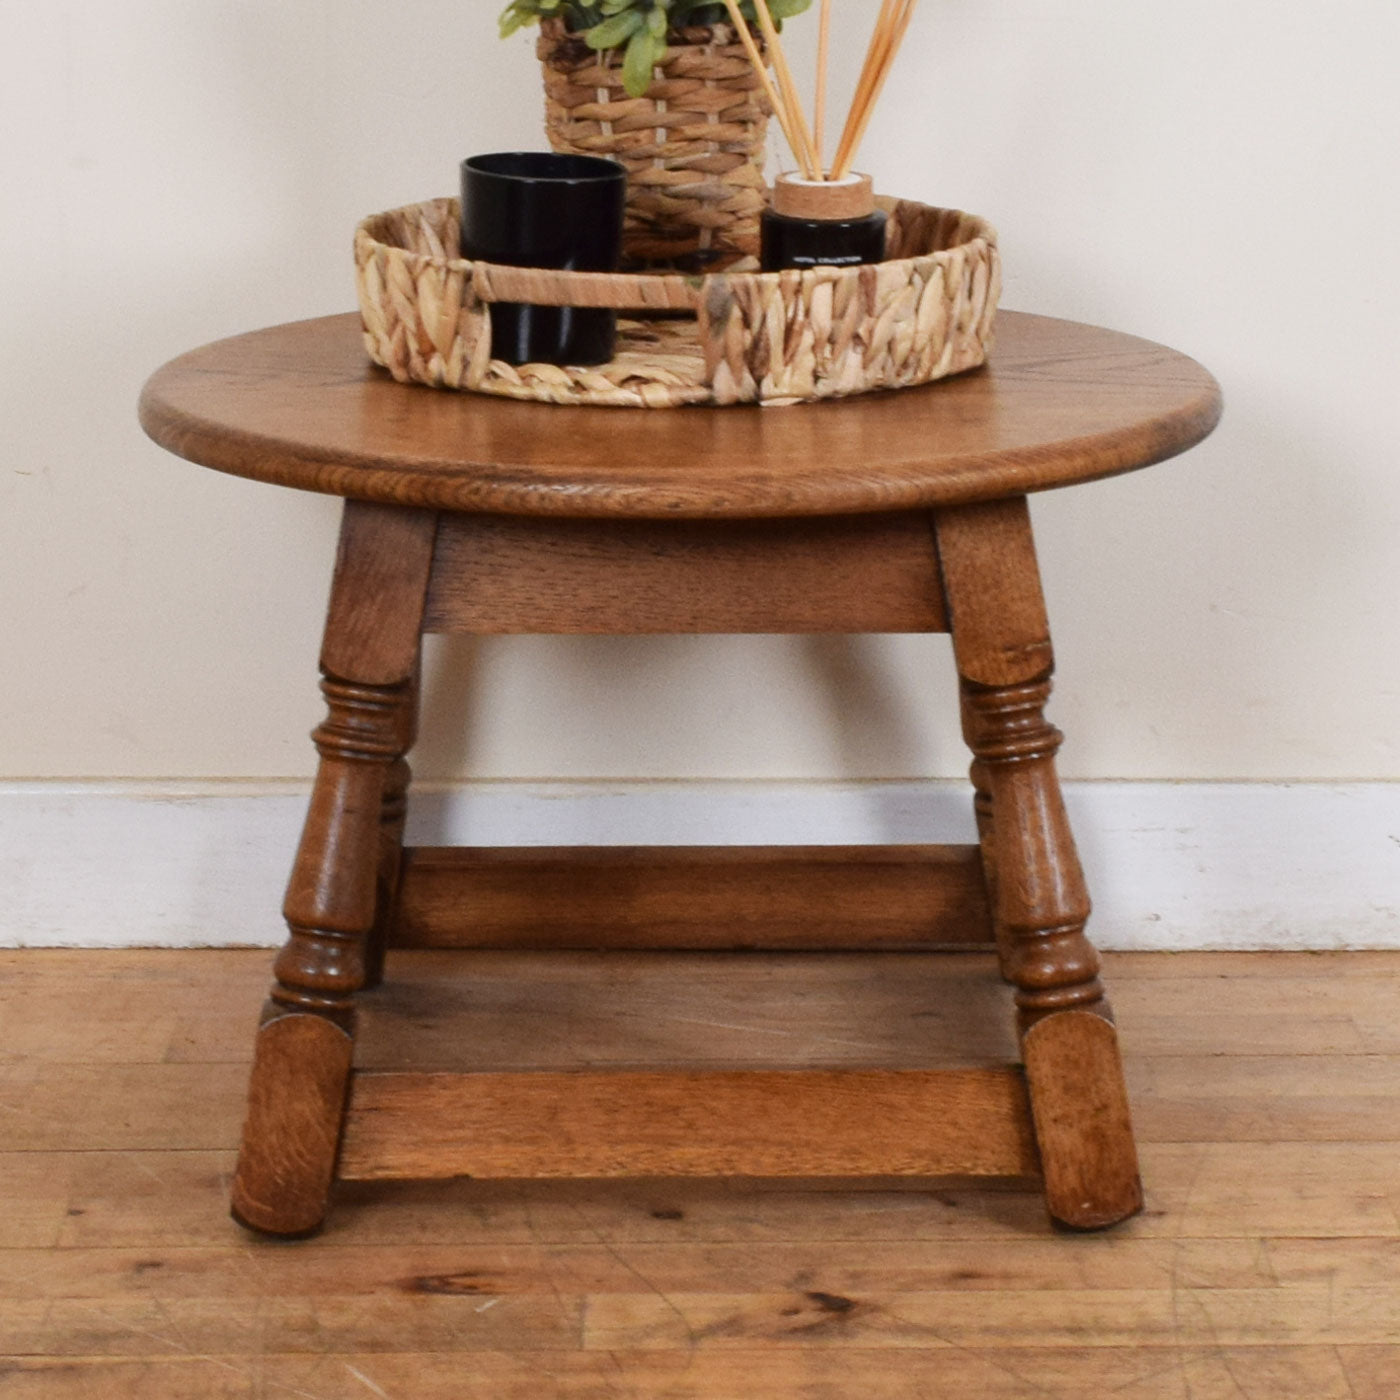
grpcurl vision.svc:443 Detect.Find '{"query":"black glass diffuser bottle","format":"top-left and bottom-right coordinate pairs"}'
top-left (760, 172), bottom-right (887, 272)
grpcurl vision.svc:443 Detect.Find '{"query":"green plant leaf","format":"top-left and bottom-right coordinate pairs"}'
top-left (496, 0), bottom-right (809, 44)
top-left (498, 1), bottom-right (530, 39)
top-left (622, 27), bottom-right (663, 95)
top-left (585, 9), bottom-right (645, 48)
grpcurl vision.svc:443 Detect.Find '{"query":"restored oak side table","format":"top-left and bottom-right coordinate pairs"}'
top-left (140, 310), bottom-right (1221, 1237)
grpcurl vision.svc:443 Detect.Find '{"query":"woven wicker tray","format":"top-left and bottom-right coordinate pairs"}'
top-left (355, 196), bottom-right (1000, 408)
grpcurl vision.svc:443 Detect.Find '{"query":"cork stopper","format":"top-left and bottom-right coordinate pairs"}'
top-left (772, 171), bottom-right (876, 221)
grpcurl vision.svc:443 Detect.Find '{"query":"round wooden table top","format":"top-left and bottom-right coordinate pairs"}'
top-left (139, 311), bottom-right (1221, 520)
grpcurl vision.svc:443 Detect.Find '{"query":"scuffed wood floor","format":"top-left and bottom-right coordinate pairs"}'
top-left (3, 948), bottom-right (1400, 1398)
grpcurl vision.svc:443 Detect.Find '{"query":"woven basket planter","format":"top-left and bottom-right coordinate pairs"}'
top-left (538, 18), bottom-right (769, 267)
top-left (354, 196), bottom-right (1000, 408)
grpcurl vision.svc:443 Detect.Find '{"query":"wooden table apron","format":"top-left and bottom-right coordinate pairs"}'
top-left (139, 310), bottom-right (1222, 1237)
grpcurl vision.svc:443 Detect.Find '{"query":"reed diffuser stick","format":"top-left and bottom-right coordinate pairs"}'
top-left (720, 0), bottom-right (812, 176)
top-left (832, 18), bottom-right (913, 176)
top-left (834, 0), bottom-right (899, 170)
top-left (750, 0), bottom-right (820, 177)
top-left (831, 0), bottom-right (919, 179)
top-left (814, 0), bottom-right (832, 173)
top-left (726, 0), bottom-right (919, 185)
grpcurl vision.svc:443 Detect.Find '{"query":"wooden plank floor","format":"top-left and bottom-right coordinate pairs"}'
top-left (3, 948), bottom-right (1400, 1397)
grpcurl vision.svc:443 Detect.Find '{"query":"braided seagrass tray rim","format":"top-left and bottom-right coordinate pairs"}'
top-left (354, 195), bottom-right (1001, 408)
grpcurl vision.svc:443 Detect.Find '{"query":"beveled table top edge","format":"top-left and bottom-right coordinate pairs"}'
top-left (139, 311), bottom-right (1223, 520)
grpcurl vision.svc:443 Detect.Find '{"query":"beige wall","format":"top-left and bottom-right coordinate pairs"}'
top-left (4, 1), bottom-right (1398, 782)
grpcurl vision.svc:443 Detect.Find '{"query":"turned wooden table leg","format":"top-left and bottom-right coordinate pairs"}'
top-left (362, 655), bottom-right (420, 990)
top-left (936, 497), bottom-right (1142, 1230)
top-left (966, 745), bottom-right (1014, 983)
top-left (230, 503), bottom-right (437, 1236)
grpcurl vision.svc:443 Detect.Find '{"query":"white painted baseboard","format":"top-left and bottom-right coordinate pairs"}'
top-left (1, 780), bottom-right (1396, 950)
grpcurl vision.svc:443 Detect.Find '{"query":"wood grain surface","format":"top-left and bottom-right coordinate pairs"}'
top-left (1023, 1009), bottom-right (1144, 1229)
top-left (391, 844), bottom-right (993, 951)
top-left (227, 1011), bottom-right (352, 1237)
top-left (423, 510), bottom-right (948, 634)
top-left (138, 311), bottom-right (1222, 519)
top-left (337, 1067), bottom-right (1039, 1181)
top-left (3, 949), bottom-right (1399, 1400)
top-left (231, 501), bottom-right (434, 1235)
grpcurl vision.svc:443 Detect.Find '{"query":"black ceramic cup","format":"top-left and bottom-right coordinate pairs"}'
top-left (460, 152), bottom-right (627, 367)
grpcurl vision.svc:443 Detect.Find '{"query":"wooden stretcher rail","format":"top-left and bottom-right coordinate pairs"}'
top-left (390, 843), bottom-right (995, 951)
top-left (338, 1067), bottom-right (1040, 1182)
